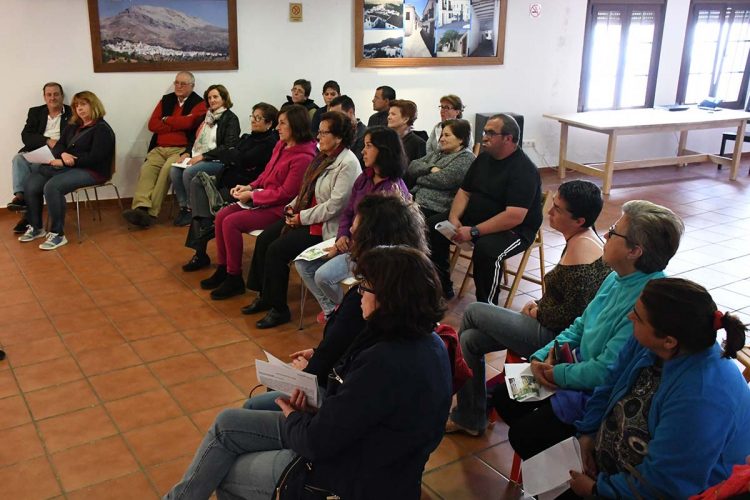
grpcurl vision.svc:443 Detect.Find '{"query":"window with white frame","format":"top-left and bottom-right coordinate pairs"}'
top-left (578, 1), bottom-right (666, 112)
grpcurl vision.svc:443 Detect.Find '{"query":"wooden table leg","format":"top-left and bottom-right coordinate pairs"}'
top-left (730, 120), bottom-right (746, 180)
top-left (677, 129), bottom-right (688, 167)
top-left (603, 132), bottom-right (617, 195)
top-left (558, 123), bottom-right (568, 179)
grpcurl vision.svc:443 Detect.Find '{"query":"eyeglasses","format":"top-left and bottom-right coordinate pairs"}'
top-left (357, 283), bottom-right (375, 295)
top-left (250, 114), bottom-right (266, 122)
top-left (482, 129), bottom-right (506, 137)
top-left (290, 87), bottom-right (305, 94)
top-left (317, 130), bottom-right (333, 136)
top-left (606, 225), bottom-right (630, 242)
top-left (438, 105), bottom-right (456, 111)
top-left (173, 81), bottom-right (193, 87)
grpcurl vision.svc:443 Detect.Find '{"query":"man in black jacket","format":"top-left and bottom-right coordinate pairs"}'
top-left (122, 71), bottom-right (206, 228)
top-left (367, 85), bottom-right (395, 127)
top-left (9, 82), bottom-right (72, 232)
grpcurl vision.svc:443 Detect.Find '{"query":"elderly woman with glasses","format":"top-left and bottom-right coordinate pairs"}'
top-left (483, 201), bottom-right (685, 461)
top-left (242, 111), bottom-right (360, 329)
top-left (164, 245), bottom-right (451, 500)
top-left (426, 94), bottom-right (474, 155)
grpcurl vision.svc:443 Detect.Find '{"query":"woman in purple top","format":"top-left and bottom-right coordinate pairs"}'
top-left (295, 126), bottom-right (410, 320)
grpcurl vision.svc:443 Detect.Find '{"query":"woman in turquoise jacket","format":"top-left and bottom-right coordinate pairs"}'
top-left (492, 200), bottom-right (684, 458)
top-left (569, 278), bottom-right (750, 498)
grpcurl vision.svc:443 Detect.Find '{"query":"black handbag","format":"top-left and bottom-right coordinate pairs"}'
top-left (273, 455), bottom-right (340, 500)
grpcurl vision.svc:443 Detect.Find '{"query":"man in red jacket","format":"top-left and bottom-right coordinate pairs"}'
top-left (122, 71), bottom-right (206, 227)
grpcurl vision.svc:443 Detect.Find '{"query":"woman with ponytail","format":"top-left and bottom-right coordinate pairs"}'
top-left (569, 277), bottom-right (750, 498)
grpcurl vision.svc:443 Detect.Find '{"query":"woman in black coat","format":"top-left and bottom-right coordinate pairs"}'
top-left (181, 103), bottom-right (278, 271)
top-left (165, 245), bottom-right (452, 500)
top-left (20, 90), bottom-right (114, 250)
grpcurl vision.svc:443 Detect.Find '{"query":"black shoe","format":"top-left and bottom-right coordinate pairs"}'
top-left (241, 298), bottom-right (271, 315)
top-left (12, 217), bottom-right (29, 234)
top-left (256, 307), bottom-right (291, 329)
top-left (174, 208), bottom-right (192, 227)
top-left (443, 281), bottom-right (455, 300)
top-left (182, 253), bottom-right (210, 272)
top-left (200, 265), bottom-right (227, 290)
top-left (210, 273), bottom-right (246, 300)
top-left (7, 196), bottom-right (26, 212)
top-left (123, 207), bottom-right (153, 228)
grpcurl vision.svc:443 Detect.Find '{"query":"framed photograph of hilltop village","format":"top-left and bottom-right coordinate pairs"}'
top-left (87, 0), bottom-right (238, 72)
top-left (355, 0), bottom-right (507, 67)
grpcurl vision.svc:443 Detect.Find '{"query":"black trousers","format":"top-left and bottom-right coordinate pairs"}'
top-left (246, 218), bottom-right (321, 311)
top-left (426, 211), bottom-right (529, 303)
top-left (491, 384), bottom-right (576, 460)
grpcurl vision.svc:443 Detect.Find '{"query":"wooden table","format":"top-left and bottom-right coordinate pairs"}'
top-left (543, 108), bottom-right (750, 194)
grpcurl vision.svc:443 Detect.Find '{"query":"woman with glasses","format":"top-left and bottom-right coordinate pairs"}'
top-left (243, 193), bottom-right (430, 411)
top-left (568, 278), bottom-right (750, 498)
top-left (426, 94), bottom-right (474, 155)
top-left (293, 126), bottom-right (410, 323)
top-left (405, 118), bottom-right (475, 215)
top-left (446, 180), bottom-right (611, 436)
top-left (242, 111), bottom-right (359, 329)
top-left (169, 84), bottom-right (241, 227)
top-left (180, 103), bottom-right (279, 272)
top-left (279, 78), bottom-right (319, 120)
top-left (198, 105), bottom-right (317, 300)
top-left (484, 200), bottom-right (684, 460)
top-left (165, 245), bottom-right (451, 500)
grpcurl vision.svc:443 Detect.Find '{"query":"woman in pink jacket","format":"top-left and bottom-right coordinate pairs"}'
top-left (200, 105), bottom-right (317, 300)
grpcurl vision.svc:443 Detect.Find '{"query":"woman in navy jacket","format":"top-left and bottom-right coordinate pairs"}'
top-left (20, 90), bottom-right (114, 250)
top-left (569, 278), bottom-right (750, 498)
top-left (165, 246), bottom-right (452, 500)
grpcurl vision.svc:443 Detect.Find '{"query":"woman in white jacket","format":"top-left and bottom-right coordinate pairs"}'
top-left (244, 111), bottom-right (359, 329)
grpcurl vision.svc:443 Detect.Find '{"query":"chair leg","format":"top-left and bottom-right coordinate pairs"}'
top-left (112, 185), bottom-right (124, 211)
top-left (458, 260), bottom-right (473, 298)
top-left (298, 283), bottom-right (307, 330)
top-left (74, 191), bottom-right (82, 243)
top-left (510, 453), bottom-right (523, 484)
top-left (537, 244), bottom-right (547, 296)
top-left (503, 249), bottom-right (533, 309)
top-left (93, 187), bottom-right (102, 222)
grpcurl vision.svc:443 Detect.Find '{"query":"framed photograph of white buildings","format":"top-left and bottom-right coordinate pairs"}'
top-left (87, 0), bottom-right (238, 72)
top-left (355, 0), bottom-right (507, 67)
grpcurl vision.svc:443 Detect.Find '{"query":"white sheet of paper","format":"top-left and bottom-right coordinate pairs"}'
top-left (521, 437), bottom-right (583, 496)
top-left (22, 145), bottom-right (55, 164)
top-left (505, 363), bottom-right (555, 402)
top-left (295, 237), bottom-right (337, 262)
top-left (434, 220), bottom-right (473, 251)
top-left (171, 158), bottom-right (190, 168)
top-left (255, 359), bottom-right (320, 408)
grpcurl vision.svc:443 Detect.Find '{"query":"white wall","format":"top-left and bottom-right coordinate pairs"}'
top-left (0, 0), bottom-right (727, 200)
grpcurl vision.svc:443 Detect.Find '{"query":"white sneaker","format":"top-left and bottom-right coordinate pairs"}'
top-left (38, 232), bottom-right (68, 250)
top-left (18, 225), bottom-right (46, 242)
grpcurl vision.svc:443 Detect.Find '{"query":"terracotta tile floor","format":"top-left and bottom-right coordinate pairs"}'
top-left (0, 163), bottom-right (748, 499)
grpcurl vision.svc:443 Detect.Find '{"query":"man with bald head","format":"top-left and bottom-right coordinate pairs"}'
top-left (123, 71), bottom-right (206, 227)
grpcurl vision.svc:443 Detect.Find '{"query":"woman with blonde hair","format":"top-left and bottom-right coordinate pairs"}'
top-left (20, 90), bottom-right (115, 250)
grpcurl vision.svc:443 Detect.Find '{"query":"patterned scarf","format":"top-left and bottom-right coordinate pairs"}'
top-left (292, 145), bottom-right (344, 213)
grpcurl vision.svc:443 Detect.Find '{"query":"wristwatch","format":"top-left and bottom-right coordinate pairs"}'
top-left (470, 226), bottom-right (481, 241)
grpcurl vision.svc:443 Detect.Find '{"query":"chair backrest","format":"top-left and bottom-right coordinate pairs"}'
top-left (534, 191), bottom-right (553, 244)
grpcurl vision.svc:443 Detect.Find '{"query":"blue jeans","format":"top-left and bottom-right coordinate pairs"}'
top-left (12, 153), bottom-right (40, 194)
top-left (24, 165), bottom-right (97, 235)
top-left (449, 302), bottom-right (557, 433)
top-left (294, 253), bottom-right (352, 316)
top-left (242, 390), bottom-right (283, 411)
top-left (169, 160), bottom-right (224, 209)
top-left (164, 408), bottom-right (295, 500)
